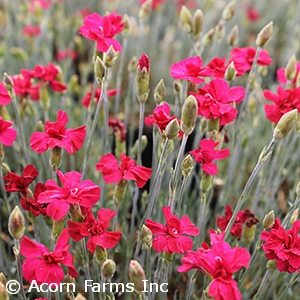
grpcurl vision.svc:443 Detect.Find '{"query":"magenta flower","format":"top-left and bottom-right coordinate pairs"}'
top-left (178, 230), bottom-right (250, 300)
top-left (0, 82), bottom-right (11, 105)
top-left (79, 13), bottom-right (124, 52)
top-left (30, 110), bottom-right (86, 154)
top-left (191, 78), bottom-right (245, 125)
top-left (190, 139), bottom-right (230, 175)
top-left (82, 87), bottom-right (118, 107)
top-left (22, 25), bottom-right (41, 36)
top-left (146, 206), bottom-right (200, 254)
top-left (264, 86), bottom-right (300, 123)
top-left (170, 56), bottom-right (213, 84)
top-left (277, 62), bottom-right (300, 85)
top-left (204, 57), bottom-right (228, 79)
top-left (137, 54), bottom-right (150, 74)
top-left (68, 208), bottom-right (122, 253)
top-left (12, 71), bottom-right (39, 101)
top-left (20, 229), bottom-right (78, 285)
top-left (0, 117), bottom-right (17, 146)
top-left (55, 49), bottom-right (78, 61)
top-left (38, 170), bottom-right (100, 220)
top-left (96, 153), bottom-right (152, 188)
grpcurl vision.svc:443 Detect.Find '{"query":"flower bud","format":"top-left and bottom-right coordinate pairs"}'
top-left (256, 21), bottom-right (273, 48)
top-left (122, 14), bottom-right (132, 38)
top-left (273, 109), bottom-right (298, 140)
top-left (227, 25), bottom-right (239, 46)
top-left (35, 120), bottom-right (44, 132)
top-left (201, 171), bottom-right (212, 193)
top-left (52, 218), bottom-right (65, 242)
top-left (200, 118), bottom-right (207, 132)
top-left (8, 206), bottom-right (25, 240)
top-left (266, 259), bottom-right (277, 271)
top-left (128, 56), bottom-right (137, 73)
top-left (162, 251), bottom-right (174, 263)
top-left (290, 208), bottom-right (299, 225)
top-left (94, 246), bottom-right (107, 266)
top-left (181, 154), bottom-right (195, 178)
top-left (173, 80), bottom-right (181, 96)
top-left (243, 224), bottom-right (256, 244)
top-left (201, 28), bottom-right (215, 47)
top-left (50, 146), bottom-right (62, 171)
top-left (63, 274), bottom-right (76, 286)
top-left (154, 79), bottom-right (166, 104)
top-left (94, 56), bottom-right (106, 86)
top-left (130, 135), bottom-right (148, 158)
top-left (102, 259), bottom-right (116, 279)
top-left (222, 0), bottom-right (236, 21)
top-left (192, 9), bottom-right (203, 41)
top-left (208, 118), bottom-right (219, 139)
top-left (139, 0), bottom-right (152, 24)
top-left (140, 224), bottom-right (153, 249)
top-left (0, 273), bottom-right (7, 286)
top-left (3, 73), bottom-right (14, 92)
top-left (129, 260), bottom-right (146, 295)
top-left (285, 54), bottom-right (297, 81)
top-left (136, 54), bottom-right (150, 103)
top-left (165, 119), bottom-right (179, 140)
top-left (104, 45), bottom-right (118, 68)
top-left (0, 282), bottom-right (8, 300)
top-left (113, 179), bottom-right (128, 208)
top-left (181, 95), bottom-right (198, 136)
top-left (225, 61), bottom-right (237, 81)
top-left (215, 20), bottom-right (226, 40)
top-left (74, 293), bottom-right (87, 300)
top-left (263, 210), bottom-right (275, 229)
top-left (69, 204), bottom-right (84, 223)
top-left (179, 5), bottom-right (193, 34)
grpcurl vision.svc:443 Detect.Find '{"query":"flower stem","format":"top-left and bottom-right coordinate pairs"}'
top-left (253, 269), bottom-right (272, 300)
top-left (186, 270), bottom-right (199, 300)
top-left (277, 272), bottom-right (299, 300)
top-left (197, 193), bottom-right (207, 240)
top-left (282, 196), bottom-right (300, 228)
top-left (137, 101), bottom-right (145, 166)
top-left (174, 176), bottom-right (187, 214)
top-left (82, 238), bottom-right (94, 300)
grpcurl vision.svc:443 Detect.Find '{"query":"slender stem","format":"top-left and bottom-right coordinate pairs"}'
top-left (130, 186), bottom-right (139, 239)
top-left (103, 89), bottom-right (109, 154)
top-left (277, 272), bottom-right (298, 300)
top-left (174, 176), bottom-right (187, 214)
top-left (82, 238), bottom-right (94, 300)
top-left (113, 205), bottom-right (118, 232)
top-left (282, 196), bottom-right (300, 228)
top-left (197, 193), bottom-right (207, 239)
top-left (14, 239), bottom-right (27, 300)
top-left (253, 269), bottom-right (272, 300)
top-left (137, 101), bottom-right (145, 165)
top-left (186, 270), bottom-right (199, 300)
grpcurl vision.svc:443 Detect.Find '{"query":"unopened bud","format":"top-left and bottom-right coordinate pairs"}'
top-left (104, 45), bottom-right (118, 68)
top-left (201, 28), bottom-right (215, 47)
top-left (285, 54), bottom-right (297, 81)
top-left (215, 19), bottom-right (226, 40)
top-left (55, 66), bottom-right (64, 85)
top-left (290, 208), bottom-right (299, 225)
top-left (102, 259), bottom-right (116, 279)
top-left (154, 79), bottom-right (166, 104)
top-left (139, 0), bottom-right (152, 24)
top-left (122, 14), bottom-right (132, 38)
top-left (179, 5), bottom-right (193, 34)
top-left (74, 293), bottom-right (87, 300)
top-left (140, 225), bottom-right (153, 249)
top-left (94, 56), bottom-right (106, 86)
top-left (8, 206), bottom-right (25, 240)
top-left (129, 260), bottom-right (146, 295)
top-left (256, 21), bottom-right (273, 48)
top-left (35, 120), bottom-right (44, 132)
top-left (200, 118), bottom-right (207, 132)
top-left (3, 73), bottom-right (14, 92)
top-left (258, 146), bottom-right (272, 163)
top-left (208, 118), bottom-right (219, 139)
top-left (181, 154), bottom-right (194, 178)
top-left (225, 61), bottom-right (237, 81)
top-left (63, 274), bottom-right (76, 286)
top-left (94, 246), bottom-right (107, 266)
top-left (273, 109), bottom-right (298, 140)
top-left (50, 146), bottom-right (62, 171)
top-left (0, 273), bottom-right (6, 286)
top-left (162, 251), bottom-right (174, 263)
top-left (227, 25), bottom-right (239, 46)
top-left (263, 210), bottom-right (275, 229)
top-left (173, 80), bottom-right (181, 96)
top-left (165, 119), bottom-right (179, 140)
top-left (128, 56), bottom-right (137, 73)
top-left (201, 171), bottom-right (212, 193)
top-left (69, 204), bottom-right (84, 223)
top-left (192, 9), bottom-right (203, 41)
top-left (181, 95), bottom-right (198, 136)
top-left (0, 282), bottom-right (8, 300)
top-left (113, 179), bottom-right (128, 208)
top-left (243, 224), bottom-right (256, 244)
top-left (266, 259), bottom-right (277, 271)
top-left (222, 0), bottom-right (236, 21)
top-left (130, 135), bottom-right (148, 158)
top-left (136, 54), bottom-right (150, 103)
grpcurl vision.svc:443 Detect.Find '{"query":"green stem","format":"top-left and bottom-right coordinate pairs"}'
top-left (277, 272), bottom-right (299, 300)
top-left (253, 269), bottom-right (272, 300)
top-left (137, 101), bottom-right (145, 165)
top-left (186, 270), bottom-right (199, 300)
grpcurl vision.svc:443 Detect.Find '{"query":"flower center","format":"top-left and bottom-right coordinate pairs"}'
top-left (167, 218), bottom-right (181, 237)
top-left (43, 252), bottom-right (64, 264)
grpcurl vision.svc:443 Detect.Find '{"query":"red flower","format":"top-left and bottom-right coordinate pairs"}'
top-left (264, 86), bottom-right (300, 123)
top-left (108, 119), bottom-right (127, 142)
top-left (22, 25), bottom-right (41, 36)
top-left (38, 170), bottom-right (100, 221)
top-left (261, 219), bottom-right (300, 273)
top-left (82, 87), bottom-right (118, 107)
top-left (79, 13), bottom-right (124, 52)
top-left (20, 229), bottom-right (78, 285)
top-left (68, 208), bottom-right (122, 253)
top-left (204, 57), bottom-right (228, 79)
top-left (246, 7), bottom-right (260, 21)
top-left (0, 82), bottom-right (11, 105)
top-left (146, 206), bottom-right (199, 254)
top-left (96, 153), bottom-right (152, 188)
top-left (137, 54), bottom-right (150, 74)
top-left (170, 56), bottom-right (213, 84)
top-left (190, 139), bottom-right (230, 175)
top-left (178, 230), bottom-right (250, 300)
top-left (30, 110), bottom-right (86, 154)
top-left (277, 62), bottom-right (300, 86)
top-left (0, 117), bottom-right (17, 146)
top-left (139, 0), bottom-right (166, 10)
top-left (20, 183), bottom-right (47, 217)
top-left (55, 49), bottom-right (78, 61)
top-left (229, 47), bottom-right (272, 76)
top-left (191, 78), bottom-right (245, 125)
top-left (3, 165), bottom-right (38, 197)
top-left (217, 206), bottom-right (257, 238)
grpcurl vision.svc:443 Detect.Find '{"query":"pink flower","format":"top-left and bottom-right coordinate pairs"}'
top-left (68, 208), bottom-right (122, 253)
top-left (246, 7), bottom-right (260, 21)
top-left (204, 57), bottom-right (228, 79)
top-left (22, 25), bottom-right (41, 36)
top-left (0, 82), bottom-right (11, 105)
top-left (170, 56), bottom-right (213, 84)
top-left (277, 62), bottom-right (300, 86)
top-left (190, 139), bottom-right (230, 175)
top-left (140, 0), bottom-right (166, 10)
top-left (79, 13), bottom-right (124, 52)
top-left (3, 164), bottom-right (38, 197)
top-left (178, 230), bottom-right (250, 300)
top-left (191, 78), bottom-right (245, 125)
top-left (0, 117), bottom-right (17, 146)
top-left (137, 54), bottom-right (150, 74)
top-left (20, 229), bottom-right (78, 285)
top-left (146, 206), bottom-right (199, 254)
top-left (96, 153), bottom-right (152, 188)
top-left (261, 219), bottom-right (300, 273)
top-left (30, 110), bottom-right (86, 154)
top-left (38, 170), bottom-right (100, 221)
top-left (55, 49), bottom-right (78, 61)
top-left (12, 71), bottom-right (39, 101)
top-left (108, 119), bottom-right (127, 142)
top-left (229, 47), bottom-right (272, 76)
top-left (29, 0), bottom-right (51, 13)
top-left (264, 86), bottom-right (300, 123)
top-left (82, 87), bottom-right (118, 107)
